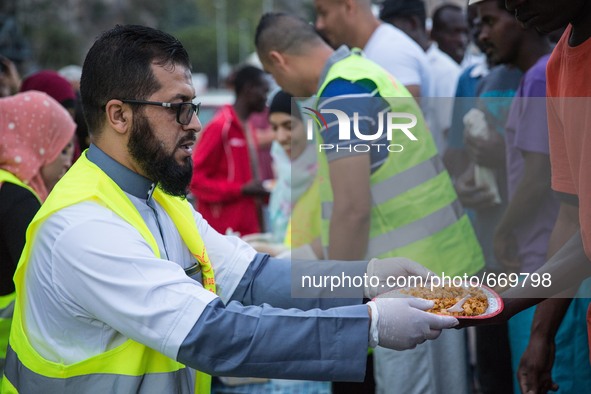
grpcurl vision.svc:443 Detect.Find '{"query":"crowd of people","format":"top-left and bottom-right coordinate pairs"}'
top-left (1, 0), bottom-right (591, 393)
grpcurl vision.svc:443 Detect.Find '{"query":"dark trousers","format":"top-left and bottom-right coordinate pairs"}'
top-left (332, 353), bottom-right (375, 394)
top-left (475, 323), bottom-right (514, 394)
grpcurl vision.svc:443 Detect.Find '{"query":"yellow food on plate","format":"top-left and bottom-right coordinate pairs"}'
top-left (400, 286), bottom-right (488, 316)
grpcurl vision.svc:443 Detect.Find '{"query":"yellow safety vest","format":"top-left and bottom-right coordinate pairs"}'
top-left (0, 169), bottom-right (41, 373)
top-left (316, 50), bottom-right (484, 276)
top-left (284, 175), bottom-right (321, 248)
top-left (1, 154), bottom-right (216, 394)
top-left (0, 292), bottom-right (14, 370)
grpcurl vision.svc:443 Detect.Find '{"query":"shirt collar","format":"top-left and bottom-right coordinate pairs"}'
top-left (87, 144), bottom-right (155, 200)
top-left (317, 45), bottom-right (353, 92)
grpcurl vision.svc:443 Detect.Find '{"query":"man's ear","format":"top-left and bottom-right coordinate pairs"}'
top-left (104, 99), bottom-right (131, 135)
top-left (344, 0), bottom-right (356, 14)
top-left (409, 15), bottom-right (421, 32)
top-left (269, 50), bottom-right (288, 71)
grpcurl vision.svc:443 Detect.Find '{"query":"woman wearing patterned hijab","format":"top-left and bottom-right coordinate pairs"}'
top-left (0, 91), bottom-right (76, 200)
top-left (0, 91), bottom-right (75, 373)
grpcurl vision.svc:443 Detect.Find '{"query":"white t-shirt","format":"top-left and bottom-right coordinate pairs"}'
top-left (424, 43), bottom-right (462, 153)
top-left (426, 43), bottom-right (461, 99)
top-left (363, 23), bottom-right (431, 95)
top-left (25, 194), bottom-right (256, 364)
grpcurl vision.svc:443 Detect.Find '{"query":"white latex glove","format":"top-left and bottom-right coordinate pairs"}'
top-left (364, 257), bottom-right (434, 299)
top-left (369, 296), bottom-right (458, 350)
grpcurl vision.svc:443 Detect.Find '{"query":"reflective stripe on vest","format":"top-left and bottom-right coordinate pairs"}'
top-left (367, 199), bottom-right (463, 257)
top-left (316, 51), bottom-right (484, 276)
top-left (2, 153), bottom-right (214, 394)
top-left (0, 170), bottom-right (40, 373)
top-left (0, 294), bottom-right (15, 370)
top-left (321, 156), bottom-right (446, 218)
top-left (0, 295), bottom-right (15, 320)
top-left (321, 156), bottom-right (464, 256)
top-left (3, 345), bottom-right (192, 394)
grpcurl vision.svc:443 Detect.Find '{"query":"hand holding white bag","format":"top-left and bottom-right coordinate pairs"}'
top-left (463, 108), bottom-right (501, 204)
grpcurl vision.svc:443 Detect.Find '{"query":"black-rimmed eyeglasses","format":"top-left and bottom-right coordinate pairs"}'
top-left (121, 99), bottom-right (200, 125)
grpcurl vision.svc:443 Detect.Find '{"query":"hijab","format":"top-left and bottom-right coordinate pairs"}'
top-left (0, 91), bottom-right (76, 200)
top-left (268, 92), bottom-right (317, 243)
top-left (20, 70), bottom-right (76, 108)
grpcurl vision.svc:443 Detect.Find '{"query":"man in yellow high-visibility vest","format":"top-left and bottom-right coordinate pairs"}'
top-left (255, 12), bottom-right (484, 394)
top-left (2, 24), bottom-right (459, 394)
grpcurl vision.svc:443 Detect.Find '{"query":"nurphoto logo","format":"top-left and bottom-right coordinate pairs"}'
top-left (303, 107), bottom-right (419, 153)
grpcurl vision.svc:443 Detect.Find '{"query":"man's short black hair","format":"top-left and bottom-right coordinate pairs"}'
top-left (432, 4), bottom-right (464, 32)
top-left (380, 0), bottom-right (427, 28)
top-left (467, 0), bottom-right (511, 13)
top-left (233, 65), bottom-right (265, 96)
top-left (255, 12), bottom-right (322, 59)
top-left (80, 24), bottom-right (191, 135)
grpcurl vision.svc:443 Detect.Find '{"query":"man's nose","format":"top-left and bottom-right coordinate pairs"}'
top-left (478, 26), bottom-right (489, 43)
top-left (276, 128), bottom-right (289, 144)
top-left (315, 18), bottom-right (324, 32)
top-left (185, 112), bottom-right (202, 134)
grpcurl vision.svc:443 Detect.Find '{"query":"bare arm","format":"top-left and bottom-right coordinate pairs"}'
top-left (517, 202), bottom-right (580, 393)
top-left (443, 147), bottom-right (471, 180)
top-left (517, 297), bottom-right (571, 394)
top-left (494, 152), bottom-right (552, 271)
top-left (459, 203), bottom-right (590, 327)
top-left (496, 152), bottom-right (552, 233)
top-left (327, 154), bottom-right (372, 260)
top-left (501, 203), bottom-right (588, 316)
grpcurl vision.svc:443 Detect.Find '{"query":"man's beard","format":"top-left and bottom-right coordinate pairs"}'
top-left (128, 114), bottom-right (193, 198)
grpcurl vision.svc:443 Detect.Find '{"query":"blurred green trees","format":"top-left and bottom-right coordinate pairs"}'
top-left (3, 0), bottom-right (312, 86)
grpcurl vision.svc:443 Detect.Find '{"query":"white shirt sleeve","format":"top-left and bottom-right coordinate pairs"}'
top-left (192, 209), bottom-right (257, 303)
